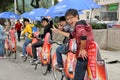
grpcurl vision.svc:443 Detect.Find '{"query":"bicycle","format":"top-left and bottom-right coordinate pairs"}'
top-left (87, 41), bottom-right (108, 80)
top-left (52, 39), bottom-right (77, 80)
top-left (24, 31), bottom-right (40, 62)
top-left (34, 33), bottom-right (52, 75)
top-left (5, 28), bottom-right (17, 59)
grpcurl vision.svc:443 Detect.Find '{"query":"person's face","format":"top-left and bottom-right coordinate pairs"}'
top-left (60, 21), bottom-right (66, 27)
top-left (17, 20), bottom-right (20, 23)
top-left (24, 21), bottom-right (28, 26)
top-left (6, 22), bottom-right (10, 26)
top-left (41, 20), bottom-right (48, 27)
top-left (57, 22), bottom-right (64, 31)
top-left (66, 15), bottom-right (78, 27)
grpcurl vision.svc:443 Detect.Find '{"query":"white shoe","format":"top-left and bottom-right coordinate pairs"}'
top-left (20, 54), bottom-right (24, 58)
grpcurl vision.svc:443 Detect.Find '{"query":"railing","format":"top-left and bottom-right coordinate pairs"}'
top-left (107, 26), bottom-right (120, 50)
top-left (94, 0), bottom-right (119, 5)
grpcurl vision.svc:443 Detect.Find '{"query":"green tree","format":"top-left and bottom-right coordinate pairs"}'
top-left (54, 0), bottom-right (59, 5)
top-left (0, 0), bottom-right (14, 12)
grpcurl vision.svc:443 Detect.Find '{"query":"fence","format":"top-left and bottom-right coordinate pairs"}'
top-left (43, 24), bottom-right (120, 50)
top-left (107, 26), bottom-right (120, 50)
top-left (93, 25), bottom-right (120, 50)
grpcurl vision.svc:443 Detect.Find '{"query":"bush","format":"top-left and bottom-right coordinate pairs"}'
top-left (90, 23), bottom-right (107, 29)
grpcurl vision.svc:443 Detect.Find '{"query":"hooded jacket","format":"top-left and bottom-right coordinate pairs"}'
top-left (21, 23), bottom-right (34, 39)
top-left (70, 21), bottom-right (94, 59)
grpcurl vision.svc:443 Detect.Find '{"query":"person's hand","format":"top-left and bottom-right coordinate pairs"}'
top-left (51, 26), bottom-right (59, 33)
top-left (21, 31), bottom-right (23, 36)
top-left (78, 49), bottom-right (88, 60)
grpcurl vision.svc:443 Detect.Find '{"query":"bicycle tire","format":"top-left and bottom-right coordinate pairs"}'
top-left (41, 64), bottom-right (48, 75)
top-left (52, 68), bottom-right (64, 80)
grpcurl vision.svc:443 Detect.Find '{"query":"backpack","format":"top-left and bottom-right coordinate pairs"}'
top-left (32, 26), bottom-right (38, 33)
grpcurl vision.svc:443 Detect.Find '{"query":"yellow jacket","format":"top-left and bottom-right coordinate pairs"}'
top-left (21, 23), bottom-right (34, 39)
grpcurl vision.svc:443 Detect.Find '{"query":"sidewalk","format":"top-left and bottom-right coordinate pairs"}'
top-left (16, 40), bottom-right (120, 80)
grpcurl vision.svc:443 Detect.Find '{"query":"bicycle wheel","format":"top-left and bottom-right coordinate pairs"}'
top-left (34, 63), bottom-right (38, 70)
top-left (14, 51), bottom-right (17, 59)
top-left (23, 54), bottom-right (28, 62)
top-left (5, 49), bottom-right (11, 57)
top-left (52, 68), bottom-right (64, 80)
top-left (41, 64), bottom-right (48, 75)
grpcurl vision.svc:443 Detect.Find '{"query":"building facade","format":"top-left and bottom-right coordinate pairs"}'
top-left (80, 0), bottom-right (120, 21)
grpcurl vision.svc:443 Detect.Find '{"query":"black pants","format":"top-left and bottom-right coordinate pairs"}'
top-left (32, 40), bottom-right (51, 70)
top-left (17, 31), bottom-right (21, 41)
top-left (32, 40), bottom-right (44, 59)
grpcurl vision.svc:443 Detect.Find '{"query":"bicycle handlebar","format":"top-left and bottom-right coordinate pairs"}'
top-left (49, 40), bottom-right (62, 45)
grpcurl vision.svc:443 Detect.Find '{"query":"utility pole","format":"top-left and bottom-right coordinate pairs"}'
top-left (52, 0), bottom-right (54, 6)
top-left (14, 0), bottom-right (17, 14)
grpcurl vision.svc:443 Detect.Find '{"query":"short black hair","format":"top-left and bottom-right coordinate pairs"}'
top-left (24, 18), bottom-right (29, 22)
top-left (65, 9), bottom-right (79, 18)
top-left (41, 18), bottom-right (49, 22)
top-left (75, 20), bottom-right (87, 26)
top-left (59, 16), bottom-right (66, 22)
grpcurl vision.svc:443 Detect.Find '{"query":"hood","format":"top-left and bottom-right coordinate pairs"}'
top-left (84, 25), bottom-right (92, 32)
top-left (75, 20), bottom-right (92, 32)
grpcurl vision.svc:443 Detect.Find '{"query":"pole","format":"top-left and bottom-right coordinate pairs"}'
top-left (14, 0), bottom-right (17, 14)
top-left (52, 0), bottom-right (54, 6)
top-left (90, 8), bottom-right (94, 23)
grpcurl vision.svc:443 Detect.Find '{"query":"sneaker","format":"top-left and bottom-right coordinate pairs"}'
top-left (56, 64), bottom-right (63, 70)
top-left (0, 56), bottom-right (3, 59)
top-left (20, 54), bottom-right (27, 58)
top-left (31, 59), bottom-right (38, 65)
top-left (20, 54), bottom-right (24, 58)
top-left (47, 65), bottom-right (52, 71)
top-left (0, 56), bottom-right (6, 59)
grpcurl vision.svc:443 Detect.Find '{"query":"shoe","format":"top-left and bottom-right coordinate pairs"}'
top-left (31, 59), bottom-right (38, 65)
top-left (20, 54), bottom-right (27, 58)
top-left (20, 54), bottom-right (24, 58)
top-left (0, 56), bottom-right (6, 59)
top-left (47, 65), bottom-right (52, 71)
top-left (56, 64), bottom-right (63, 70)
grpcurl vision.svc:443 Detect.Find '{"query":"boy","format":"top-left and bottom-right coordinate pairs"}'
top-left (32, 18), bottom-right (52, 63)
top-left (51, 9), bottom-right (94, 80)
top-left (55, 16), bottom-right (73, 69)
top-left (21, 19), bottom-right (34, 58)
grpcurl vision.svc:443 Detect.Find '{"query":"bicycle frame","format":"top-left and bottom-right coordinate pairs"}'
top-left (10, 29), bottom-right (16, 52)
top-left (39, 33), bottom-right (51, 65)
top-left (5, 28), bottom-right (16, 59)
top-left (25, 31), bottom-right (40, 60)
top-left (52, 39), bottom-right (77, 80)
top-left (64, 39), bottom-right (76, 79)
top-left (87, 41), bottom-right (108, 80)
top-left (26, 38), bottom-right (38, 57)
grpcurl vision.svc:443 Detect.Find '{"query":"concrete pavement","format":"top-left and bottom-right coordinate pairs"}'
top-left (16, 39), bottom-right (120, 80)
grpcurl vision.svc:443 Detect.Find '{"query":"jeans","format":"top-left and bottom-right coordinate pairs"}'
top-left (0, 39), bottom-right (5, 56)
top-left (22, 38), bottom-right (31, 56)
top-left (74, 58), bottom-right (88, 80)
top-left (32, 40), bottom-right (44, 59)
top-left (56, 44), bottom-right (66, 65)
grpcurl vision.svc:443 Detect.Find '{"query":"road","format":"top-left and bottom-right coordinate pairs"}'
top-left (0, 51), bottom-right (54, 80)
top-left (0, 43), bottom-right (120, 80)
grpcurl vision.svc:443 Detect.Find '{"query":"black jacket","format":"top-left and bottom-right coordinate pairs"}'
top-left (40, 24), bottom-right (52, 40)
